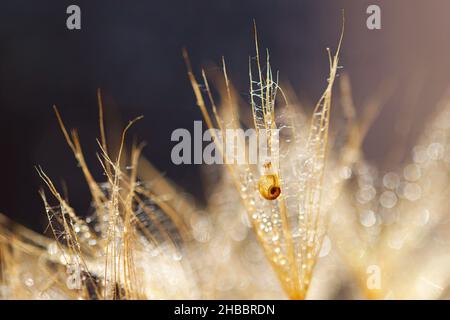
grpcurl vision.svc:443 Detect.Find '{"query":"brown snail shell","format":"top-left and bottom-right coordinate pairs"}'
top-left (258, 173), bottom-right (281, 200)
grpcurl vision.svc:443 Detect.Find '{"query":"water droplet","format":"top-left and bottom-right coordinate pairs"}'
top-left (383, 172), bottom-right (400, 190)
top-left (427, 143), bottom-right (444, 160)
top-left (388, 234), bottom-right (404, 250)
top-left (47, 242), bottom-right (58, 255)
top-left (403, 164), bottom-right (421, 181)
top-left (360, 210), bottom-right (377, 227)
top-left (380, 191), bottom-right (397, 208)
top-left (413, 146), bottom-right (428, 163)
top-left (404, 183), bottom-right (422, 201)
top-left (319, 236), bottom-right (331, 257)
top-left (172, 252), bottom-right (183, 261)
top-left (356, 185), bottom-right (376, 204)
top-left (413, 208), bottom-right (430, 226)
top-left (339, 166), bottom-right (352, 180)
top-left (24, 277), bottom-right (34, 287)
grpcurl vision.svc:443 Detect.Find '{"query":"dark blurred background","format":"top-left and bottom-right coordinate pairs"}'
top-left (1, 0), bottom-right (450, 232)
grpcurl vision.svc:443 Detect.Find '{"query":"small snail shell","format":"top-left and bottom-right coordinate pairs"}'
top-left (258, 173), bottom-right (281, 200)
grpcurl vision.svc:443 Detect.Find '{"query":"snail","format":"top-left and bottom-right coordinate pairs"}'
top-left (258, 162), bottom-right (281, 200)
